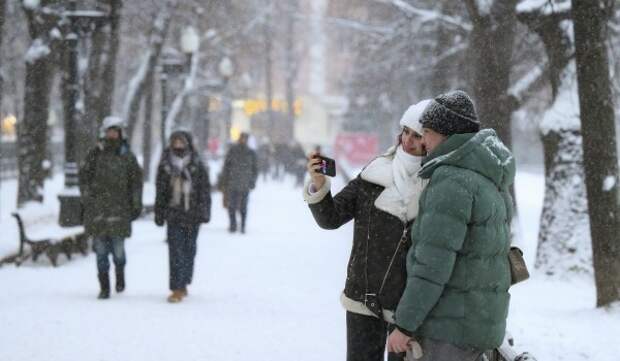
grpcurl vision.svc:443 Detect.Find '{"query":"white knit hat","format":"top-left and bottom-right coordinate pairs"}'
top-left (399, 99), bottom-right (431, 135)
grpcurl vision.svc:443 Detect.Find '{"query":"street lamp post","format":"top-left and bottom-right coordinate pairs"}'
top-left (218, 56), bottom-right (234, 146)
top-left (58, 1), bottom-right (109, 227)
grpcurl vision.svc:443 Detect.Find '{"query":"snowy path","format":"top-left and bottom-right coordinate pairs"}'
top-left (1, 172), bottom-right (619, 361)
top-left (0, 177), bottom-right (352, 361)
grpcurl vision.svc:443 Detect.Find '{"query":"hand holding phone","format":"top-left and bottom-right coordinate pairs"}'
top-left (307, 152), bottom-right (336, 190)
top-left (314, 155), bottom-right (336, 177)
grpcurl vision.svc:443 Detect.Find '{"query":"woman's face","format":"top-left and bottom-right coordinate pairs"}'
top-left (400, 127), bottom-right (426, 156)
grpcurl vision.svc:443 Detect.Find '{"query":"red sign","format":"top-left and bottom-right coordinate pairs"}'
top-left (334, 133), bottom-right (379, 166)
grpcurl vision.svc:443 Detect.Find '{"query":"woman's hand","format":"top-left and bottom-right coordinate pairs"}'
top-left (307, 151), bottom-right (326, 190)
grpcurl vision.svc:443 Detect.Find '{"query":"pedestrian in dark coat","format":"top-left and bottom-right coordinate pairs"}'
top-left (387, 91), bottom-right (515, 361)
top-left (304, 100), bottom-right (430, 361)
top-left (79, 116), bottom-right (143, 300)
top-left (155, 130), bottom-right (211, 303)
top-left (220, 132), bottom-right (258, 234)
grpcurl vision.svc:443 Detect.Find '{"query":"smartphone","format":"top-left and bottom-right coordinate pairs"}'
top-left (314, 155), bottom-right (337, 177)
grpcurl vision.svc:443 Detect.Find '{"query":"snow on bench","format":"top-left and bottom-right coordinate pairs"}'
top-left (0, 202), bottom-right (86, 267)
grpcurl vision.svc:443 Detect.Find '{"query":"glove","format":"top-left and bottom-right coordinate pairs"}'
top-left (155, 213), bottom-right (165, 226)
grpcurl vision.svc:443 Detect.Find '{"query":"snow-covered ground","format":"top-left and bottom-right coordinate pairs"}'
top-left (0, 167), bottom-right (619, 361)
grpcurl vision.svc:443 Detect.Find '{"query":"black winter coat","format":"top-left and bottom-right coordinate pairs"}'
top-left (308, 176), bottom-right (413, 313)
top-left (221, 143), bottom-right (258, 192)
top-left (155, 150), bottom-right (211, 226)
top-left (79, 141), bottom-right (143, 238)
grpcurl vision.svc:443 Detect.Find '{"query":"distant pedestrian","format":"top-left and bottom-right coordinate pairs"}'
top-left (290, 141), bottom-right (307, 187)
top-left (79, 116), bottom-right (143, 300)
top-left (155, 130), bottom-right (211, 303)
top-left (220, 132), bottom-right (258, 234)
top-left (257, 141), bottom-right (273, 182)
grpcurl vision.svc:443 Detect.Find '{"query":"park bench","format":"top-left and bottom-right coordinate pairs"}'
top-left (0, 212), bottom-right (87, 267)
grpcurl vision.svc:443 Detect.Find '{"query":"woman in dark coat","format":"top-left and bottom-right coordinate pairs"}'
top-left (304, 100), bottom-right (431, 361)
top-left (155, 130), bottom-right (211, 303)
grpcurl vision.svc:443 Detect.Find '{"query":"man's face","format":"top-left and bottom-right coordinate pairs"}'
top-left (105, 127), bottom-right (121, 140)
top-left (400, 127), bottom-right (426, 156)
top-left (421, 128), bottom-right (447, 153)
top-left (239, 135), bottom-right (248, 145)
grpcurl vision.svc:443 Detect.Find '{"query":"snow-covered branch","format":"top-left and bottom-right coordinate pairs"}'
top-left (296, 14), bottom-right (394, 36)
top-left (509, 65), bottom-right (545, 101)
top-left (371, 0), bottom-right (472, 32)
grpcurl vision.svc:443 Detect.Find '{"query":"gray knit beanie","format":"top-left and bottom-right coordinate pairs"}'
top-left (420, 90), bottom-right (480, 136)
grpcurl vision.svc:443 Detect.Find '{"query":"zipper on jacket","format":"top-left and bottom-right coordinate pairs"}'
top-left (377, 222), bottom-right (408, 296)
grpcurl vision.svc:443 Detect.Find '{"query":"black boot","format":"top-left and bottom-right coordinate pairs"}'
top-left (98, 272), bottom-right (110, 299)
top-left (115, 267), bottom-right (125, 293)
top-left (241, 213), bottom-right (247, 234)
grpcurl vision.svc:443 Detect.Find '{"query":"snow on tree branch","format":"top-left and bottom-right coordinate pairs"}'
top-left (121, 51), bottom-right (151, 121)
top-left (24, 38), bottom-right (51, 63)
top-left (517, 0), bottom-right (571, 15)
top-left (370, 0), bottom-right (472, 31)
top-left (509, 65), bottom-right (545, 101)
top-left (22, 0), bottom-right (40, 10)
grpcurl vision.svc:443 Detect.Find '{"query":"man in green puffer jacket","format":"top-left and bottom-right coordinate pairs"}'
top-left (79, 116), bottom-right (143, 300)
top-left (387, 91), bottom-right (515, 361)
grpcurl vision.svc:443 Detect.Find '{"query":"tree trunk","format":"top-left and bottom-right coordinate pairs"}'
top-left (18, 55), bottom-right (54, 205)
top-left (517, 5), bottom-right (593, 274)
top-left (284, 0), bottom-right (298, 141)
top-left (99, 0), bottom-right (122, 120)
top-left (430, 1), bottom-right (458, 95)
top-left (0, 0), bottom-right (6, 110)
top-left (264, 5), bottom-right (274, 140)
top-left (18, 3), bottom-right (58, 206)
top-left (466, 0), bottom-right (519, 147)
top-left (572, 0), bottom-right (620, 306)
top-left (536, 128), bottom-right (590, 275)
top-left (142, 69), bottom-right (154, 182)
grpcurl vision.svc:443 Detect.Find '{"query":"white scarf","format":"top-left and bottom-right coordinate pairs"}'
top-left (361, 145), bottom-right (425, 222)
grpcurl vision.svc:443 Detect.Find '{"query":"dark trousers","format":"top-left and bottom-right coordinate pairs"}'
top-left (167, 223), bottom-right (199, 290)
top-left (93, 236), bottom-right (126, 274)
top-left (346, 312), bottom-right (404, 361)
top-left (227, 190), bottom-right (249, 231)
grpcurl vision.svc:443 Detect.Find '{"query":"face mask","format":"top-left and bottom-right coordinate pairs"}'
top-left (172, 148), bottom-right (187, 157)
top-left (104, 138), bottom-right (121, 149)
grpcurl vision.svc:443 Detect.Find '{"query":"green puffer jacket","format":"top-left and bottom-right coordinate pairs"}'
top-left (79, 140), bottom-right (143, 238)
top-left (394, 129), bottom-right (515, 351)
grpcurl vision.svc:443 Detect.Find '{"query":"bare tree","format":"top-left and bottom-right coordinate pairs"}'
top-left (572, 0), bottom-right (620, 306)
